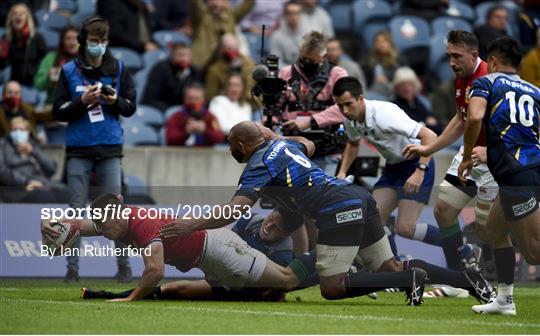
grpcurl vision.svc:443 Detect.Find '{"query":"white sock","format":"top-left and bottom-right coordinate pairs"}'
top-left (496, 284), bottom-right (514, 305)
top-left (412, 223), bottom-right (428, 241)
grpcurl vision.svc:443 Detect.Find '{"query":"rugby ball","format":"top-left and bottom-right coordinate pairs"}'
top-left (44, 220), bottom-right (81, 256)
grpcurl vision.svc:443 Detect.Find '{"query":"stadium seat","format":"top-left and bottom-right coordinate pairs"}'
top-left (431, 17), bottom-right (472, 35)
top-left (134, 69), bottom-right (149, 102)
top-left (0, 67), bottom-right (11, 85)
top-left (132, 105), bottom-right (164, 128)
top-left (434, 60), bottom-right (455, 82)
top-left (165, 105), bottom-right (182, 120)
top-left (365, 91), bottom-right (388, 101)
top-left (429, 34), bottom-right (448, 71)
top-left (475, 1), bottom-right (520, 37)
top-left (21, 86), bottom-right (40, 105)
top-left (389, 16), bottom-right (430, 51)
top-left (35, 10), bottom-right (68, 31)
top-left (446, 1), bottom-right (475, 22)
top-left (55, 0), bottom-right (77, 13)
top-left (123, 123), bottom-right (160, 146)
top-left (153, 30), bottom-right (191, 49)
top-left (70, 11), bottom-right (90, 28)
top-left (475, 1), bottom-right (499, 25)
top-left (38, 29), bottom-right (60, 50)
top-left (76, 0), bottom-right (97, 15)
top-left (352, 0), bottom-right (392, 34)
top-left (143, 49), bottom-right (169, 69)
top-left (329, 3), bottom-right (352, 32)
top-left (110, 47), bottom-right (143, 71)
top-left (361, 22), bottom-right (388, 49)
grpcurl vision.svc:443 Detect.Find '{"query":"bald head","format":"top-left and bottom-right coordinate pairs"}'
top-left (228, 121), bottom-right (265, 163)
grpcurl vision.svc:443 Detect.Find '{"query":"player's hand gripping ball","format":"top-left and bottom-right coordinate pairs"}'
top-left (44, 220), bottom-right (81, 256)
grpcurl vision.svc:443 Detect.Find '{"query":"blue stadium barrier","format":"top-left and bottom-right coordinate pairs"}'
top-left (123, 122), bottom-right (160, 146)
top-left (143, 49), bottom-right (169, 69)
top-left (35, 10), bottom-right (68, 31)
top-left (329, 3), bottom-right (353, 32)
top-left (153, 30), bottom-right (191, 49)
top-left (352, 0), bottom-right (392, 34)
top-left (429, 34), bottom-right (448, 71)
top-left (361, 22), bottom-right (388, 48)
top-left (431, 16), bottom-right (472, 35)
top-left (389, 15), bottom-right (430, 51)
top-left (38, 28), bottom-right (60, 50)
top-left (110, 47), bottom-right (143, 71)
top-left (132, 104), bottom-right (164, 128)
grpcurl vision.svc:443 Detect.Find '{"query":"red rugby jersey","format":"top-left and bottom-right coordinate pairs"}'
top-left (454, 59), bottom-right (489, 146)
top-left (122, 207), bottom-right (206, 272)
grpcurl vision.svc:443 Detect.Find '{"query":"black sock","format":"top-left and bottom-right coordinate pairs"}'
top-left (288, 250), bottom-right (317, 284)
top-left (405, 259), bottom-right (469, 288)
top-left (493, 247), bottom-right (515, 285)
top-left (345, 270), bottom-right (411, 298)
top-left (440, 223), bottom-right (464, 271)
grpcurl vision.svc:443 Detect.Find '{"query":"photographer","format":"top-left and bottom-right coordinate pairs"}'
top-left (278, 31), bottom-right (347, 172)
top-left (52, 17), bottom-right (136, 283)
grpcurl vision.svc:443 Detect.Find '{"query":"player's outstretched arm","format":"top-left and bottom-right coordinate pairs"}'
top-left (111, 241), bottom-right (164, 302)
top-left (160, 195), bottom-right (255, 238)
top-left (403, 113), bottom-right (465, 159)
top-left (458, 96), bottom-right (487, 183)
top-left (41, 218), bottom-right (100, 241)
top-left (336, 140), bottom-right (360, 179)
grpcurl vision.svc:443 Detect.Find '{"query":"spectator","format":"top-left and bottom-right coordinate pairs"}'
top-left (326, 38), bottom-right (366, 91)
top-left (521, 28), bottom-right (540, 87)
top-left (300, 0), bottom-right (334, 38)
top-left (153, 0), bottom-right (191, 33)
top-left (0, 80), bottom-right (53, 141)
top-left (52, 17), bottom-right (135, 283)
top-left (209, 74), bottom-right (253, 135)
top-left (270, 0), bottom-right (307, 67)
top-left (240, 0), bottom-right (286, 35)
top-left (361, 31), bottom-right (408, 98)
top-left (518, 0), bottom-right (540, 51)
top-left (205, 34), bottom-right (254, 102)
top-left (0, 3), bottom-right (47, 86)
top-left (401, 0), bottom-right (448, 22)
top-left (474, 5), bottom-right (508, 59)
top-left (392, 67), bottom-right (441, 134)
top-left (97, 0), bottom-right (158, 53)
top-left (166, 83), bottom-right (224, 146)
top-left (190, 0), bottom-right (255, 69)
top-left (33, 26), bottom-right (79, 105)
top-left (0, 117), bottom-right (69, 203)
top-left (141, 43), bottom-right (203, 111)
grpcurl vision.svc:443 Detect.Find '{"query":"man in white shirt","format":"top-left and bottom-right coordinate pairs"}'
top-left (333, 76), bottom-right (444, 254)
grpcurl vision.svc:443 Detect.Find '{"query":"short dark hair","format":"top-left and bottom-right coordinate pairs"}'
top-left (447, 30), bottom-right (479, 50)
top-left (333, 76), bottom-right (364, 98)
top-left (90, 193), bottom-right (122, 225)
top-left (171, 42), bottom-right (189, 51)
top-left (84, 16), bottom-right (109, 39)
top-left (487, 36), bottom-right (522, 68)
top-left (487, 5), bottom-right (507, 21)
top-left (283, 0), bottom-right (301, 13)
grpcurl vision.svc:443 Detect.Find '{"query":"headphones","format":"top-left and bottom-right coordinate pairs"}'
top-left (78, 16), bottom-right (108, 46)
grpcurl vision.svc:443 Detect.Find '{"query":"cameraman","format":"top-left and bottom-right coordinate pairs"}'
top-left (279, 31), bottom-right (347, 173)
top-left (52, 17), bottom-right (136, 283)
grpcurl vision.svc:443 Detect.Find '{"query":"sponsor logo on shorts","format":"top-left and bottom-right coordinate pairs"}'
top-left (512, 197), bottom-right (538, 217)
top-left (336, 208), bottom-right (363, 224)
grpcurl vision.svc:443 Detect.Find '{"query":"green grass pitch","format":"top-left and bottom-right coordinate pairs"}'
top-left (1, 279), bottom-right (539, 334)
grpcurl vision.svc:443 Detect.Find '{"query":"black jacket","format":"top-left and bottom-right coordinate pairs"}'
top-left (0, 32), bottom-right (47, 85)
top-left (52, 49), bottom-right (136, 158)
top-left (141, 60), bottom-right (203, 111)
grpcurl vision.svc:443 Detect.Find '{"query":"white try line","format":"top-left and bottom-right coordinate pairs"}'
top-left (1, 297), bottom-right (539, 329)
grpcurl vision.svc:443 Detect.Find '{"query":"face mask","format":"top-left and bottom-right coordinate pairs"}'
top-left (185, 102), bottom-right (203, 113)
top-left (224, 50), bottom-right (239, 62)
top-left (10, 129), bottom-right (29, 144)
top-left (231, 149), bottom-right (244, 163)
top-left (4, 96), bottom-right (21, 110)
top-left (297, 58), bottom-right (320, 77)
top-left (86, 42), bottom-right (107, 58)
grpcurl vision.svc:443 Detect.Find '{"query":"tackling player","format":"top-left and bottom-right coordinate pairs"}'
top-left (403, 30), bottom-right (494, 271)
top-left (458, 36), bottom-right (540, 315)
top-left (160, 121), bottom-right (494, 306)
top-left (334, 76), bottom-right (442, 255)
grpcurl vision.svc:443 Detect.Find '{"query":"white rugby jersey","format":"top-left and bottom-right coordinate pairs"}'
top-left (344, 99), bottom-right (423, 164)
